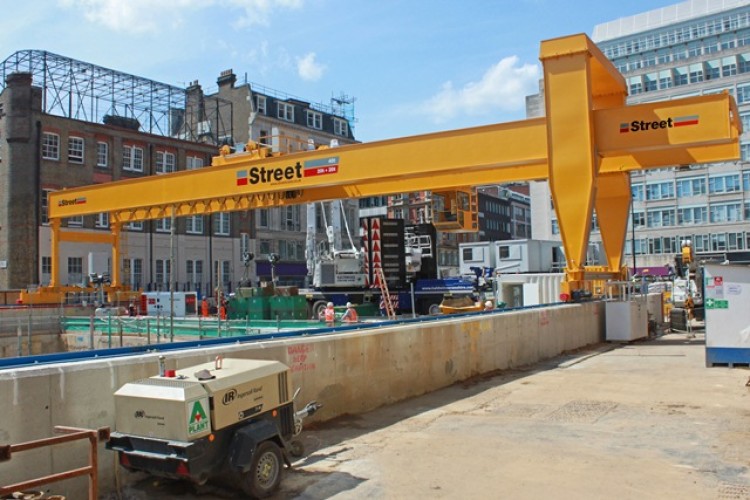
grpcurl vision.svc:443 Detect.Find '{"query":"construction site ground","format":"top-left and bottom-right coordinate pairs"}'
top-left (112, 331), bottom-right (750, 500)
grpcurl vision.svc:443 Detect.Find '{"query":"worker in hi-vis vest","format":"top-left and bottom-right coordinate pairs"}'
top-left (341, 302), bottom-right (359, 323)
top-left (319, 302), bottom-right (336, 325)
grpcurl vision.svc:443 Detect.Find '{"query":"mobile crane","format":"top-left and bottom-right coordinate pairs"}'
top-left (21, 33), bottom-right (741, 305)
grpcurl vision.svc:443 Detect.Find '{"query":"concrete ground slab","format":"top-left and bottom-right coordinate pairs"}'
top-left (109, 333), bottom-right (750, 500)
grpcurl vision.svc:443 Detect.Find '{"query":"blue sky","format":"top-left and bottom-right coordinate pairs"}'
top-left (1, 0), bottom-right (679, 142)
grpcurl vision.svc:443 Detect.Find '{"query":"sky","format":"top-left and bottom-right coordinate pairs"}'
top-left (0, 0), bottom-right (681, 142)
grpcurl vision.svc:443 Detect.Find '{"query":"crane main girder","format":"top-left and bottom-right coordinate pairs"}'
top-left (49, 93), bottom-right (739, 223)
top-left (37, 33), bottom-right (741, 301)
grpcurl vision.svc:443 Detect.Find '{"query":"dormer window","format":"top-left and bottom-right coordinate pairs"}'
top-left (307, 110), bottom-right (322, 130)
top-left (333, 118), bottom-right (348, 137)
top-left (277, 102), bottom-right (294, 122)
top-left (255, 95), bottom-right (267, 114)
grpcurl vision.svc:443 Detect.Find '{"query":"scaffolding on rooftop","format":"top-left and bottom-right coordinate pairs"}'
top-left (0, 49), bottom-right (232, 144)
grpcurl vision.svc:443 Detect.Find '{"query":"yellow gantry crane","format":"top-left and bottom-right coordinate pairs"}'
top-left (24, 33), bottom-right (741, 304)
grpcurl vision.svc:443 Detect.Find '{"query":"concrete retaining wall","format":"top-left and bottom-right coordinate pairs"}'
top-left (0, 302), bottom-right (604, 498)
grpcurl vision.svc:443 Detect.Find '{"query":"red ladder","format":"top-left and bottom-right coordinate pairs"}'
top-left (375, 267), bottom-right (396, 320)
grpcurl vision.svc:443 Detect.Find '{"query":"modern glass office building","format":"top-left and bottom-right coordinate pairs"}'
top-left (531, 0), bottom-right (750, 272)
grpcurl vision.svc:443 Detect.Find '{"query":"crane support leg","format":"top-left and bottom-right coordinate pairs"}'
top-left (594, 171), bottom-right (631, 273)
top-left (50, 219), bottom-right (61, 288)
top-left (540, 34), bottom-right (629, 298)
top-left (542, 45), bottom-right (600, 295)
top-left (111, 224), bottom-right (120, 288)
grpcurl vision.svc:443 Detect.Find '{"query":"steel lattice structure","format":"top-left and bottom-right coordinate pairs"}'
top-left (1, 49), bottom-right (232, 143)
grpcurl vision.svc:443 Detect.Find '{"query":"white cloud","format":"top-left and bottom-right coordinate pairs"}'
top-left (420, 56), bottom-right (540, 123)
top-left (296, 52), bottom-right (325, 81)
top-left (58, 0), bottom-right (304, 34)
top-left (229, 0), bottom-right (304, 28)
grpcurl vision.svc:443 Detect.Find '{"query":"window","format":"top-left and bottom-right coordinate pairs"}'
top-left (155, 151), bottom-right (175, 174)
top-left (66, 216), bottom-right (83, 227)
top-left (688, 63), bottom-right (703, 83)
top-left (68, 257), bottom-right (83, 285)
top-left (673, 67), bottom-right (688, 86)
top-left (155, 217), bottom-right (172, 233)
top-left (123, 258), bottom-right (143, 288)
top-left (96, 141), bottom-right (109, 168)
top-left (676, 177), bottom-right (706, 197)
top-left (693, 234), bottom-right (709, 252)
top-left (744, 171), bottom-right (750, 191)
top-left (186, 259), bottom-right (203, 287)
top-left (42, 133), bottom-right (60, 160)
top-left (260, 240), bottom-right (272, 256)
top-left (126, 221), bottom-right (143, 231)
top-left (95, 213), bottom-right (109, 228)
top-left (258, 209), bottom-right (269, 228)
top-left (214, 212), bottom-right (230, 236)
top-left (122, 144), bottom-right (144, 172)
top-left (41, 256), bottom-right (51, 285)
top-left (711, 233), bottom-right (727, 251)
top-left (632, 211), bottom-right (645, 227)
top-left (214, 260), bottom-right (231, 289)
top-left (333, 118), bottom-right (348, 137)
top-left (709, 174), bottom-right (741, 194)
top-left (742, 143), bottom-right (750, 162)
top-left (255, 95), bottom-right (267, 114)
top-left (629, 76), bottom-right (643, 95)
top-left (277, 102), bottom-right (294, 122)
top-left (646, 208), bottom-right (675, 227)
top-left (626, 238), bottom-right (649, 255)
top-left (186, 155), bottom-right (203, 170)
top-left (677, 206), bottom-right (707, 225)
top-left (737, 85), bottom-right (750, 104)
top-left (241, 233), bottom-right (251, 258)
top-left (284, 206), bottom-right (300, 231)
top-left (155, 259), bottom-right (171, 289)
top-left (259, 130), bottom-right (270, 146)
top-left (68, 136), bottom-right (84, 164)
top-left (631, 184), bottom-right (644, 201)
top-left (306, 111), bottom-right (322, 129)
top-left (740, 54), bottom-right (750, 74)
top-left (728, 232), bottom-right (745, 251)
top-left (643, 75), bottom-right (657, 92)
top-left (646, 181), bottom-right (675, 200)
top-left (648, 236), bottom-right (678, 255)
top-left (705, 60), bottom-right (720, 80)
top-left (186, 216), bottom-right (204, 234)
top-left (280, 240), bottom-right (296, 260)
top-left (709, 202), bottom-right (741, 222)
top-left (41, 189), bottom-right (54, 224)
top-left (722, 56), bottom-right (737, 77)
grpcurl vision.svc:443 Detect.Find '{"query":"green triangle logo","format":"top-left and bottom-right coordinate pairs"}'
top-left (190, 400), bottom-right (207, 424)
